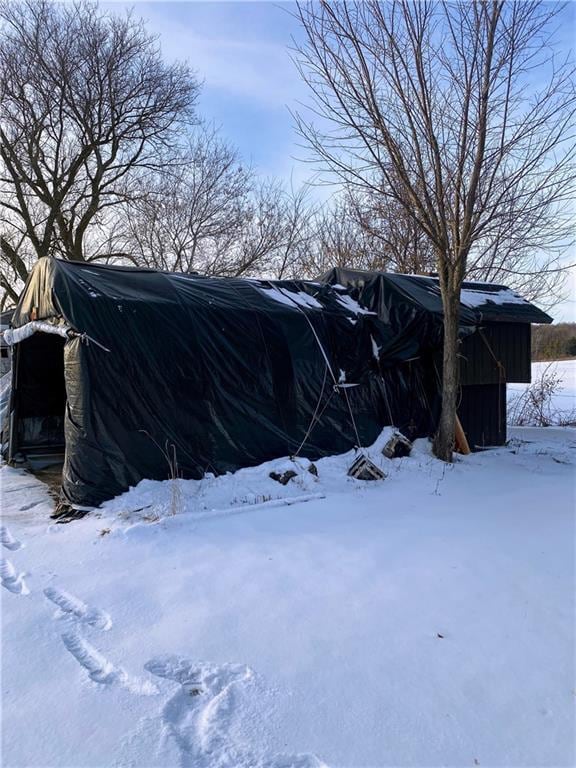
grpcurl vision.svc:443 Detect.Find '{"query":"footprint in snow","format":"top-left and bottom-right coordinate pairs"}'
top-left (61, 630), bottom-right (157, 695)
top-left (144, 654), bottom-right (327, 768)
top-left (259, 756), bottom-right (328, 768)
top-left (19, 500), bottom-right (45, 512)
top-left (0, 526), bottom-right (23, 551)
top-left (0, 557), bottom-right (29, 595)
top-left (145, 654), bottom-right (252, 765)
top-left (44, 586), bottom-right (112, 630)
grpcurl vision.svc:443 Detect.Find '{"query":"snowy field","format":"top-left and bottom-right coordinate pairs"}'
top-left (2, 413), bottom-right (575, 766)
top-left (508, 359), bottom-right (576, 425)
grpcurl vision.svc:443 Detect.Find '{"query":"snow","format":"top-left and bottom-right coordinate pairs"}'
top-left (2, 420), bottom-right (574, 767)
top-left (257, 285), bottom-right (324, 311)
top-left (332, 291), bottom-right (376, 316)
top-left (0, 370), bottom-right (10, 425)
top-left (460, 286), bottom-right (528, 308)
top-left (371, 334), bottom-right (381, 360)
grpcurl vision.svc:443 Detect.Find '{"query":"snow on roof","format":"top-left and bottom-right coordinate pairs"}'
top-left (257, 283), bottom-right (376, 319)
top-left (333, 291), bottom-right (377, 316)
top-left (460, 286), bottom-right (528, 309)
top-left (257, 285), bottom-right (324, 311)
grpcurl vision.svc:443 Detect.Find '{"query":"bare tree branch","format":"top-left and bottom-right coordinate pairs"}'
top-left (0, 0), bottom-right (199, 302)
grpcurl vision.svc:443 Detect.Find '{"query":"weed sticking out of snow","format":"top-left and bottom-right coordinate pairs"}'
top-left (508, 359), bottom-right (576, 426)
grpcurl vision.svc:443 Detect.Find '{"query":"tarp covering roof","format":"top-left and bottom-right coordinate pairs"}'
top-left (8, 258), bottom-right (440, 506)
top-left (320, 268), bottom-right (553, 326)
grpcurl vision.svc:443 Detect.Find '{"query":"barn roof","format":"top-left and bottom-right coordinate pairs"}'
top-left (320, 268), bottom-right (553, 326)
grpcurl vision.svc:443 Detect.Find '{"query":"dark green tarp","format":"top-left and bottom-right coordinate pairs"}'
top-left (9, 259), bottom-right (439, 506)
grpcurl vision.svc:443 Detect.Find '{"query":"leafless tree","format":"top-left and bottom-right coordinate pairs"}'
top-left (291, 196), bottom-right (379, 277)
top-left (267, 182), bottom-right (316, 280)
top-left (290, 188), bottom-right (435, 278)
top-left (0, 0), bottom-right (199, 303)
top-left (312, 182), bottom-right (564, 305)
top-left (122, 127), bottom-right (316, 279)
top-left (120, 124), bottom-right (252, 273)
top-left (347, 186), bottom-right (436, 275)
top-left (294, 0), bottom-right (576, 460)
top-left (201, 177), bottom-right (293, 278)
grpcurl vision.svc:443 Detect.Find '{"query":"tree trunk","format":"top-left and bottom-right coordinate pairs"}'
top-left (433, 288), bottom-right (461, 462)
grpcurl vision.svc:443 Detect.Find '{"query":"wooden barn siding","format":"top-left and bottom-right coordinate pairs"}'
top-left (460, 323), bottom-right (531, 385)
top-left (458, 383), bottom-right (507, 448)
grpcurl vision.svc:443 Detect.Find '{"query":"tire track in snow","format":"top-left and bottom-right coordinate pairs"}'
top-left (0, 557), bottom-right (29, 595)
top-left (144, 654), bottom-right (327, 768)
top-left (44, 587), bottom-right (112, 630)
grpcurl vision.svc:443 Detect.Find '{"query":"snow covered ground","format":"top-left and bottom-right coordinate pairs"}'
top-left (508, 359), bottom-right (576, 425)
top-left (2, 420), bottom-right (575, 768)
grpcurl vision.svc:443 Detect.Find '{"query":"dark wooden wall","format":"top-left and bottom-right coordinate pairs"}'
top-left (460, 323), bottom-right (531, 385)
top-left (458, 383), bottom-right (507, 448)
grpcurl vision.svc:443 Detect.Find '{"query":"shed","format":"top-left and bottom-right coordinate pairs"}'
top-left (320, 268), bottom-right (553, 448)
top-left (4, 258), bottom-right (443, 508)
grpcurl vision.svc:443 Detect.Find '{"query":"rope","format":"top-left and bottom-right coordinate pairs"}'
top-left (76, 332), bottom-right (110, 353)
top-left (379, 373), bottom-right (395, 426)
top-left (274, 285), bottom-right (339, 385)
top-left (292, 363), bottom-right (329, 458)
top-left (270, 284), bottom-right (365, 452)
top-left (478, 328), bottom-right (507, 382)
top-left (226, 279), bottom-right (344, 457)
top-left (342, 382), bottom-right (362, 448)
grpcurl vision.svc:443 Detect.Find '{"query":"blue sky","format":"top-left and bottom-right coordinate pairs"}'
top-left (106, 2), bottom-right (311, 183)
top-left (104, 1), bottom-right (575, 320)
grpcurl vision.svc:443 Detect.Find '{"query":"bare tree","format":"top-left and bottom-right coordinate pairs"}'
top-left (347, 186), bottom-right (436, 274)
top-left (208, 179), bottom-right (316, 280)
top-left (267, 182), bottom-right (316, 280)
top-left (291, 196), bottom-right (382, 277)
top-left (122, 128), bottom-right (316, 280)
top-left (0, 0), bottom-right (199, 303)
top-left (121, 124), bottom-right (252, 273)
top-left (294, 0), bottom-right (575, 460)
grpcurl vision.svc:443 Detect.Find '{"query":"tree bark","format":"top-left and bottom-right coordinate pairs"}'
top-left (433, 286), bottom-right (461, 462)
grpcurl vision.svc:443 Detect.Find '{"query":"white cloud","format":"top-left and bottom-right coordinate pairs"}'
top-left (124, 5), bottom-right (305, 110)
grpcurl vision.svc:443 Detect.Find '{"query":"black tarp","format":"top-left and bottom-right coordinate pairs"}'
top-left (9, 259), bottom-right (441, 507)
top-left (320, 268), bottom-right (553, 326)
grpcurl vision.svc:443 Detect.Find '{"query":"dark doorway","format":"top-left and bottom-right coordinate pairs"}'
top-left (12, 334), bottom-right (66, 455)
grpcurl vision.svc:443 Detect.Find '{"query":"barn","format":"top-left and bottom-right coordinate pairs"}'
top-left (2, 258), bottom-right (551, 509)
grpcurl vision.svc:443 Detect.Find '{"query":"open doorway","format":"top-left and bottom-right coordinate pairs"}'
top-left (10, 333), bottom-right (67, 465)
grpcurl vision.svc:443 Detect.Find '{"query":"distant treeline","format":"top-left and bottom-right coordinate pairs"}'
top-left (532, 323), bottom-right (576, 361)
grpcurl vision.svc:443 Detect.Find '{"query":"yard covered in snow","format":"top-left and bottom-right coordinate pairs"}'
top-left (2, 422), bottom-right (575, 768)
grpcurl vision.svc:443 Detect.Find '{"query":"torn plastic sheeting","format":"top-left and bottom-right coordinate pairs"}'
top-left (2, 321), bottom-right (70, 346)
